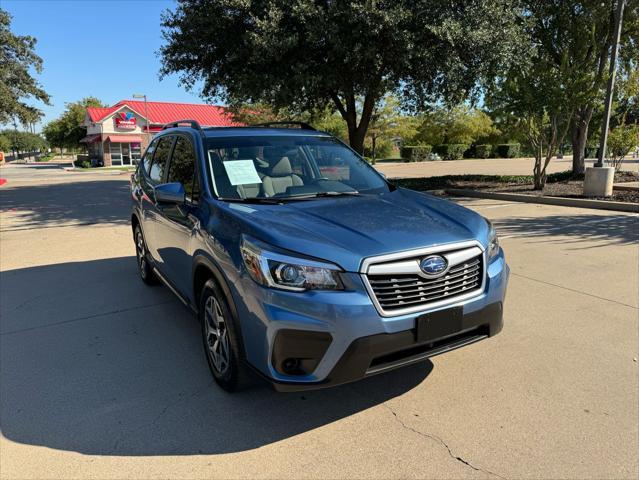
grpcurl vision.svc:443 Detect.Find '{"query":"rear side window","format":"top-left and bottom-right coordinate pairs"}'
top-left (167, 136), bottom-right (199, 203)
top-left (148, 136), bottom-right (173, 183)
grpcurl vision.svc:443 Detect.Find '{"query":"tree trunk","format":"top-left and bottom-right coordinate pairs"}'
top-left (348, 127), bottom-right (366, 155)
top-left (371, 136), bottom-right (376, 162)
top-left (533, 144), bottom-right (545, 190)
top-left (571, 107), bottom-right (593, 175)
top-left (331, 90), bottom-right (378, 155)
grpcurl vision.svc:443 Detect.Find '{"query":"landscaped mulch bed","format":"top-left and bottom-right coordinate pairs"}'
top-left (488, 182), bottom-right (639, 203)
top-left (393, 170), bottom-right (639, 203)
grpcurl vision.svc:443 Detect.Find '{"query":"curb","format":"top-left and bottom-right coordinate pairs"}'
top-left (63, 168), bottom-right (131, 175)
top-left (445, 189), bottom-right (639, 213)
top-left (614, 184), bottom-right (639, 192)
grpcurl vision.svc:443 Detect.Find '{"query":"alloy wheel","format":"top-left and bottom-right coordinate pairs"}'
top-left (204, 295), bottom-right (231, 375)
top-left (135, 230), bottom-right (147, 279)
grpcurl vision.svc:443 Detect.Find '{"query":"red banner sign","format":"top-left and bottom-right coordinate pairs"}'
top-left (115, 111), bottom-right (137, 130)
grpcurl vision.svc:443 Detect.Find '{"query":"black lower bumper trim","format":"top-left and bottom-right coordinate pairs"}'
top-left (271, 329), bottom-right (332, 375)
top-left (270, 301), bottom-right (503, 392)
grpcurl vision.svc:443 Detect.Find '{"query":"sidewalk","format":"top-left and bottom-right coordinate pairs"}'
top-left (375, 156), bottom-right (639, 178)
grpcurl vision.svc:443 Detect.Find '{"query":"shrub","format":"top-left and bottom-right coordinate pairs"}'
top-left (432, 144), bottom-right (468, 160)
top-left (473, 144), bottom-right (492, 158)
top-left (36, 152), bottom-right (55, 162)
top-left (494, 143), bottom-right (520, 158)
top-left (607, 124), bottom-right (639, 170)
top-left (400, 145), bottom-right (432, 162)
top-left (73, 159), bottom-right (91, 168)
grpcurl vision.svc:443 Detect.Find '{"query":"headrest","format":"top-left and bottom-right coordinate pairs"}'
top-left (269, 157), bottom-right (293, 176)
top-left (237, 147), bottom-right (258, 158)
top-left (263, 146), bottom-right (288, 161)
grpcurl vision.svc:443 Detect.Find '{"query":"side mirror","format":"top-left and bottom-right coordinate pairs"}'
top-left (155, 182), bottom-right (186, 204)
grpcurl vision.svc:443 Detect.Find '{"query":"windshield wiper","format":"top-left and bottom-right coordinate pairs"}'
top-left (217, 197), bottom-right (284, 204)
top-left (218, 191), bottom-right (360, 204)
top-left (286, 191), bottom-right (361, 200)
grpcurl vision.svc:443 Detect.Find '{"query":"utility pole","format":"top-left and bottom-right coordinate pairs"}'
top-left (596, 0), bottom-right (626, 167)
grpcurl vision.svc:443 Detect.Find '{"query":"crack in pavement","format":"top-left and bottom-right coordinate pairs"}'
top-left (110, 383), bottom-right (213, 454)
top-left (510, 272), bottom-right (638, 309)
top-left (383, 404), bottom-right (506, 479)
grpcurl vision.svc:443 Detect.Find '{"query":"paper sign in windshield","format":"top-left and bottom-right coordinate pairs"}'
top-left (223, 160), bottom-right (262, 186)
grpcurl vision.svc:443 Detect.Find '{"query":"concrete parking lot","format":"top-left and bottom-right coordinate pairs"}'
top-left (1, 165), bottom-right (637, 479)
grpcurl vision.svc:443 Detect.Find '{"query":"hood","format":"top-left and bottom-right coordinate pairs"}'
top-left (223, 188), bottom-right (489, 272)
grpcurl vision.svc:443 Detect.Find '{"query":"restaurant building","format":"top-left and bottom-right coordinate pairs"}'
top-left (81, 100), bottom-right (237, 166)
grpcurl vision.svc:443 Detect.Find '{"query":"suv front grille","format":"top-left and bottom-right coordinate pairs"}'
top-left (364, 248), bottom-right (484, 315)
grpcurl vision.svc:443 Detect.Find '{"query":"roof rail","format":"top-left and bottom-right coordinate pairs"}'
top-left (252, 121), bottom-right (316, 131)
top-left (163, 119), bottom-right (202, 130)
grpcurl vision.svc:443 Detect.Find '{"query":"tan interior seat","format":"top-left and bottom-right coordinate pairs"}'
top-left (236, 172), bottom-right (264, 198)
top-left (262, 157), bottom-right (303, 196)
top-left (228, 148), bottom-right (261, 198)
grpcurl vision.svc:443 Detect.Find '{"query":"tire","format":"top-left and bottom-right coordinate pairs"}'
top-left (199, 278), bottom-right (253, 392)
top-left (134, 225), bottom-right (158, 285)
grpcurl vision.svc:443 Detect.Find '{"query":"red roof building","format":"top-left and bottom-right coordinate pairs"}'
top-left (82, 100), bottom-right (238, 166)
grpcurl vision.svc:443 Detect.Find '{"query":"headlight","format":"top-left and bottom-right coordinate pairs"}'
top-left (486, 219), bottom-right (500, 260)
top-left (240, 237), bottom-right (344, 291)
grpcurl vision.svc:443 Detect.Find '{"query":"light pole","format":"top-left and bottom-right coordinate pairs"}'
top-left (132, 93), bottom-right (150, 135)
top-left (596, 0), bottom-right (626, 167)
top-left (584, 0), bottom-right (626, 197)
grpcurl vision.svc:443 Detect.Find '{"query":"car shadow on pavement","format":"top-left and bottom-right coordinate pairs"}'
top-left (493, 213), bottom-right (639, 248)
top-left (0, 256), bottom-right (431, 456)
top-left (0, 179), bottom-right (131, 229)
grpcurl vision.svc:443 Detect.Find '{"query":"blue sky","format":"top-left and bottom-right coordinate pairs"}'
top-left (4, 0), bottom-right (209, 130)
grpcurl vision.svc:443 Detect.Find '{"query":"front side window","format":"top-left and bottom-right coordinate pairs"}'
top-left (205, 136), bottom-right (388, 200)
top-left (148, 136), bottom-right (173, 183)
top-left (167, 136), bottom-right (198, 202)
top-left (140, 138), bottom-right (158, 174)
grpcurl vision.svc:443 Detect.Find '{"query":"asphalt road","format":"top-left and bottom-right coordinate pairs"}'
top-left (1, 166), bottom-right (637, 479)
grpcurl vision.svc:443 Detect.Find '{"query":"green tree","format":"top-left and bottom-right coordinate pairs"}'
top-left (0, 9), bottom-right (50, 125)
top-left (42, 118), bottom-right (66, 153)
top-left (365, 96), bottom-right (418, 161)
top-left (614, 63), bottom-right (639, 126)
top-left (160, 0), bottom-right (523, 154)
top-left (0, 134), bottom-right (11, 152)
top-left (519, 1), bottom-right (639, 174)
top-left (607, 122), bottom-right (639, 170)
top-left (43, 97), bottom-right (104, 151)
top-left (413, 106), bottom-right (499, 146)
top-left (488, 34), bottom-right (573, 189)
top-left (0, 129), bottom-right (47, 160)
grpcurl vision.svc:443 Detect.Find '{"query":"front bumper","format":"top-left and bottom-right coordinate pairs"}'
top-left (269, 301), bottom-right (503, 391)
top-left (232, 249), bottom-right (509, 391)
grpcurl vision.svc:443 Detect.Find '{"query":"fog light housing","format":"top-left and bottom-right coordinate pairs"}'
top-left (272, 329), bottom-right (332, 376)
top-left (282, 358), bottom-right (301, 375)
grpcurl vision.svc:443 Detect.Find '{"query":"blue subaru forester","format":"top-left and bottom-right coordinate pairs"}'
top-left (131, 120), bottom-right (509, 392)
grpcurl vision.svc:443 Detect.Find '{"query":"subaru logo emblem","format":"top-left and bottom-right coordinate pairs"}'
top-left (420, 255), bottom-right (449, 278)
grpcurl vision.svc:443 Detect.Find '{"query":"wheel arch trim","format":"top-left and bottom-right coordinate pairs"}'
top-left (192, 253), bottom-right (249, 362)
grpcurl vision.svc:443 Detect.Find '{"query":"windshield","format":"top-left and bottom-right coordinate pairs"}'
top-left (205, 135), bottom-right (390, 201)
